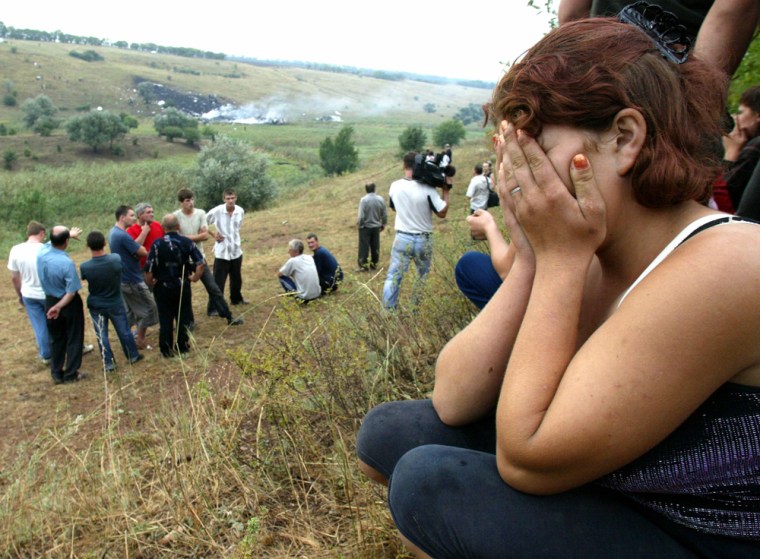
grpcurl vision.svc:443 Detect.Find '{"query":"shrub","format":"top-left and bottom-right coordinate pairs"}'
top-left (193, 134), bottom-right (277, 211)
top-left (3, 94), bottom-right (16, 107)
top-left (398, 125), bottom-right (427, 155)
top-left (433, 119), bottom-right (466, 147)
top-left (319, 126), bottom-right (359, 176)
top-left (3, 150), bottom-right (17, 170)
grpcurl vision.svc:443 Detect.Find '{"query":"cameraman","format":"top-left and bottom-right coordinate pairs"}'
top-left (382, 152), bottom-right (449, 310)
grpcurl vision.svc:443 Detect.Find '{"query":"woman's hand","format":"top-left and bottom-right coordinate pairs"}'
top-left (466, 209), bottom-right (497, 240)
top-left (500, 122), bottom-right (606, 264)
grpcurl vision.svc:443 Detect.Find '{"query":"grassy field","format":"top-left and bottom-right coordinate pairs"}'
top-left (0, 39), bottom-right (503, 558)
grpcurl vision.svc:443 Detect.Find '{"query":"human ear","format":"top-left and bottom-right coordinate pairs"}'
top-left (611, 108), bottom-right (646, 176)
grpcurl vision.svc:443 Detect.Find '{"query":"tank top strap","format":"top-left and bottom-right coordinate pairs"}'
top-left (617, 215), bottom-right (751, 308)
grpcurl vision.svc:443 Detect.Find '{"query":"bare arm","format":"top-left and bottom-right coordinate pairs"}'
top-left (466, 210), bottom-right (515, 279)
top-left (558, 0), bottom-right (592, 24)
top-left (46, 291), bottom-right (76, 320)
top-left (10, 271), bottom-right (23, 304)
top-left (433, 188), bottom-right (449, 218)
top-left (694, 0), bottom-right (760, 78)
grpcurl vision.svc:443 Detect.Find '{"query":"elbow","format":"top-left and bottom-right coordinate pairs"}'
top-left (495, 447), bottom-right (586, 496)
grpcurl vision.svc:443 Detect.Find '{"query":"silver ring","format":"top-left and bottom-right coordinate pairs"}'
top-left (510, 187), bottom-right (522, 196)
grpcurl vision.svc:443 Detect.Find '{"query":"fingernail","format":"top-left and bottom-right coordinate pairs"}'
top-left (572, 154), bottom-right (589, 170)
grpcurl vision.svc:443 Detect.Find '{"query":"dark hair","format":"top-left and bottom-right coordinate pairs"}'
top-left (365, 182), bottom-right (376, 193)
top-left (177, 188), bottom-right (194, 202)
top-left (403, 152), bottom-right (417, 170)
top-left (739, 86), bottom-right (760, 115)
top-left (26, 220), bottom-right (45, 237)
top-left (50, 227), bottom-right (70, 247)
top-left (306, 233), bottom-right (318, 241)
top-left (474, 164), bottom-right (483, 175)
top-left (86, 230), bottom-right (106, 250)
top-left (223, 188), bottom-right (236, 197)
top-left (115, 205), bottom-right (132, 221)
top-left (490, 18), bottom-right (727, 207)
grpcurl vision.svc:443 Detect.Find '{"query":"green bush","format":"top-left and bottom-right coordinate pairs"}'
top-left (433, 119), bottom-right (466, 148)
top-left (319, 125), bottom-right (359, 176)
top-left (398, 125), bottom-right (427, 155)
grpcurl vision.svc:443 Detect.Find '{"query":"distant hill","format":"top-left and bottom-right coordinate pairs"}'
top-left (0, 32), bottom-right (493, 128)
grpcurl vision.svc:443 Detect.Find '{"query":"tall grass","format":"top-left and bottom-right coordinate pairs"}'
top-left (0, 232), bottom-right (478, 557)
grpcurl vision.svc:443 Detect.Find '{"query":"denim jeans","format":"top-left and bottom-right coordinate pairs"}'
top-left (454, 251), bottom-right (503, 309)
top-left (382, 231), bottom-right (433, 309)
top-left (23, 296), bottom-right (51, 360)
top-left (89, 303), bottom-right (140, 368)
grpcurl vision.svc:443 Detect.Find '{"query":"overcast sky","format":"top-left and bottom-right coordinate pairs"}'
top-left (1, 1), bottom-right (554, 82)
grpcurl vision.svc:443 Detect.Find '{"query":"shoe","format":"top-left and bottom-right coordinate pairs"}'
top-left (41, 357), bottom-right (51, 365)
top-left (232, 300), bottom-right (249, 305)
top-left (104, 363), bottom-right (116, 372)
top-left (55, 371), bottom-right (88, 384)
top-left (83, 344), bottom-right (95, 355)
top-left (227, 317), bottom-right (244, 326)
top-left (207, 310), bottom-right (220, 317)
top-left (129, 354), bottom-right (145, 365)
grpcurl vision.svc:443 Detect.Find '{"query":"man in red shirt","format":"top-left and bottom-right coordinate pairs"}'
top-left (127, 203), bottom-right (164, 269)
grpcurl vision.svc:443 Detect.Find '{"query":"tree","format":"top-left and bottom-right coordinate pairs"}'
top-left (454, 103), bottom-right (484, 126)
top-left (153, 107), bottom-right (199, 142)
top-left (433, 119), bottom-right (466, 148)
top-left (319, 126), bottom-right (359, 176)
top-left (193, 135), bottom-right (277, 211)
top-left (65, 110), bottom-right (128, 152)
top-left (3, 150), bottom-right (17, 170)
top-left (398, 126), bottom-right (427, 155)
top-left (21, 94), bottom-right (59, 135)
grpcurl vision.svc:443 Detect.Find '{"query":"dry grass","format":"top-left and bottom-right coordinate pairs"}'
top-left (0, 135), bottom-right (498, 557)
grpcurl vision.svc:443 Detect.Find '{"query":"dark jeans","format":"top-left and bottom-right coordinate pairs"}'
top-left (199, 263), bottom-right (232, 319)
top-left (357, 400), bottom-right (760, 558)
top-left (358, 227), bottom-right (381, 269)
top-left (89, 303), bottom-right (140, 367)
top-left (45, 293), bottom-right (84, 382)
top-left (153, 282), bottom-right (193, 356)
top-left (213, 256), bottom-right (244, 304)
top-left (455, 251), bottom-right (503, 309)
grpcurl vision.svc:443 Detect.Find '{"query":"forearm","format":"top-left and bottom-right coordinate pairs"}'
top-left (558, 0), bottom-right (591, 24)
top-left (486, 228), bottom-right (515, 279)
top-left (495, 257), bottom-right (589, 485)
top-left (11, 274), bottom-right (22, 300)
top-left (694, 0), bottom-right (760, 77)
top-left (432, 258), bottom-right (535, 425)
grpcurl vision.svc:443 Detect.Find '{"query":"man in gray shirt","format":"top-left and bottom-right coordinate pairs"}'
top-left (356, 182), bottom-right (388, 271)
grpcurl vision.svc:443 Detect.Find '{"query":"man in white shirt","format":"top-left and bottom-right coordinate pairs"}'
top-left (277, 239), bottom-right (321, 303)
top-left (465, 164), bottom-right (489, 213)
top-left (207, 188), bottom-right (247, 306)
top-left (173, 188), bottom-right (243, 326)
top-left (8, 221), bottom-right (51, 364)
top-left (382, 152), bottom-right (449, 310)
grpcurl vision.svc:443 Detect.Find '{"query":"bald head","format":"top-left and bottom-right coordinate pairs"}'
top-left (50, 226), bottom-right (70, 248)
top-left (161, 214), bottom-right (180, 233)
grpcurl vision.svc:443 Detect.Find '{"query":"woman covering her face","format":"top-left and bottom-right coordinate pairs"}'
top-left (357, 13), bottom-right (760, 559)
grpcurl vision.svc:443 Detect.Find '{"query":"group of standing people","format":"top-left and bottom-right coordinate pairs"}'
top-left (7, 187), bottom-right (249, 381)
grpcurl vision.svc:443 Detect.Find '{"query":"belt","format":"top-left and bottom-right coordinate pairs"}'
top-left (397, 230), bottom-right (432, 237)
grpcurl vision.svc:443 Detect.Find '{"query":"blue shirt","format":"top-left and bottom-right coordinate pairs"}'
top-left (109, 226), bottom-right (144, 284)
top-left (80, 253), bottom-right (124, 309)
top-left (37, 246), bottom-right (81, 298)
top-left (312, 246), bottom-right (343, 285)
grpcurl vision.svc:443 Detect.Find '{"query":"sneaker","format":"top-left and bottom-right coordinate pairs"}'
top-left (228, 317), bottom-right (244, 326)
top-left (82, 344), bottom-right (95, 355)
top-left (104, 363), bottom-right (116, 372)
top-left (129, 354), bottom-right (145, 365)
top-left (232, 300), bottom-right (249, 306)
top-left (208, 309), bottom-right (220, 317)
top-left (41, 357), bottom-right (51, 365)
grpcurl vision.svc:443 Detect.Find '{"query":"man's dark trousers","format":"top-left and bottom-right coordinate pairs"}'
top-left (154, 282), bottom-right (193, 356)
top-left (45, 293), bottom-right (85, 382)
top-left (213, 256), bottom-right (244, 304)
top-left (359, 227), bottom-right (381, 269)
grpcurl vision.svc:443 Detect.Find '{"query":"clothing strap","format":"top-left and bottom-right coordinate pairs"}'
top-left (617, 215), bottom-right (754, 307)
top-left (397, 230), bottom-right (432, 237)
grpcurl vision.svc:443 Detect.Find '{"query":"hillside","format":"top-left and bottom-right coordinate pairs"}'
top-left (0, 38), bottom-right (491, 127)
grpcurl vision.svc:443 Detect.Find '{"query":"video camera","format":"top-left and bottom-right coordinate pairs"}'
top-left (412, 153), bottom-right (456, 189)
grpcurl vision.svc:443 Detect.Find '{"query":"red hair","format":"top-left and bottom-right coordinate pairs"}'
top-left (490, 19), bottom-right (727, 207)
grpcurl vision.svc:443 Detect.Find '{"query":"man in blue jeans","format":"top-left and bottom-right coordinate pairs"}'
top-left (7, 221), bottom-right (51, 365)
top-left (80, 230), bottom-right (143, 372)
top-left (382, 152), bottom-right (449, 310)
